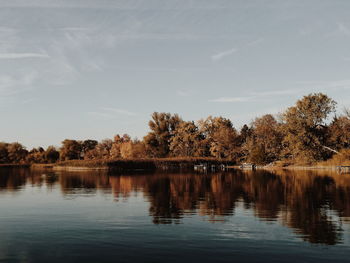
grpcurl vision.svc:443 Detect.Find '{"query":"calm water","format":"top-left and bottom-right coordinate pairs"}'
top-left (0, 168), bottom-right (350, 263)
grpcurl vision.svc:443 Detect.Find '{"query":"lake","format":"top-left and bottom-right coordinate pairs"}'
top-left (0, 168), bottom-right (349, 262)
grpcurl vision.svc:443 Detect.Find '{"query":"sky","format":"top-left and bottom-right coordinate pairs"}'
top-left (1, 0), bottom-right (350, 148)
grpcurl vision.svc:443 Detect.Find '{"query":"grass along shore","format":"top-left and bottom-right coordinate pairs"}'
top-left (2, 157), bottom-right (349, 173)
top-left (30, 158), bottom-right (234, 172)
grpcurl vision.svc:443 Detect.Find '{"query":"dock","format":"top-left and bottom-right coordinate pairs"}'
top-left (194, 164), bottom-right (228, 172)
top-left (336, 166), bottom-right (350, 174)
top-left (193, 163), bottom-right (258, 172)
top-left (239, 163), bottom-right (256, 170)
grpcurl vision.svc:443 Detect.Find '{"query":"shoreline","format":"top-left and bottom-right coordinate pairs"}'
top-left (1, 161), bottom-right (349, 173)
top-left (30, 158), bottom-right (234, 172)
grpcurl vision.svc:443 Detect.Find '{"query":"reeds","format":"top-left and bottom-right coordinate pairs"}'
top-left (317, 149), bottom-right (350, 167)
top-left (54, 157), bottom-right (233, 171)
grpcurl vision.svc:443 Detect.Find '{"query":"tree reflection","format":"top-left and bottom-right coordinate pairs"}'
top-left (0, 168), bottom-right (349, 245)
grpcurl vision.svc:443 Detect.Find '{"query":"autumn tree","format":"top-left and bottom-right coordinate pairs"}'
top-left (45, 146), bottom-right (60, 163)
top-left (327, 115), bottom-right (350, 151)
top-left (282, 93), bottom-right (336, 163)
top-left (110, 134), bottom-right (131, 158)
top-left (238, 124), bottom-right (252, 146)
top-left (0, 142), bottom-right (9, 163)
top-left (60, 139), bottom-right (83, 161)
top-left (246, 114), bottom-right (283, 164)
top-left (118, 142), bottom-right (131, 158)
top-left (96, 139), bottom-right (113, 159)
top-left (144, 112), bottom-right (182, 157)
top-left (344, 107), bottom-right (350, 118)
top-left (7, 142), bottom-right (28, 163)
top-left (198, 116), bottom-right (239, 159)
top-left (169, 121), bottom-right (204, 157)
top-left (129, 140), bottom-right (147, 158)
top-left (81, 140), bottom-right (98, 157)
top-left (26, 147), bottom-right (46, 163)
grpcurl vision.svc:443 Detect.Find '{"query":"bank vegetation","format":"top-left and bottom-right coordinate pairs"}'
top-left (1, 93), bottom-right (349, 168)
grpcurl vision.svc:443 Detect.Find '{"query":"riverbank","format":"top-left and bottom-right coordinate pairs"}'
top-left (0, 164), bottom-right (30, 168)
top-left (30, 158), bottom-right (234, 172)
top-left (263, 165), bottom-right (349, 172)
top-left (2, 160), bottom-right (349, 173)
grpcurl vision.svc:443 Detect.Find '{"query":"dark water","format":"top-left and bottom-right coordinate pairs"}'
top-left (0, 168), bottom-right (350, 263)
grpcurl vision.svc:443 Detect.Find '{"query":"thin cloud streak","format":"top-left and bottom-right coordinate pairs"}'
top-left (210, 96), bottom-right (254, 103)
top-left (101, 107), bottom-right (137, 116)
top-left (296, 79), bottom-right (350, 90)
top-left (210, 89), bottom-right (299, 103)
top-left (88, 107), bottom-right (137, 121)
top-left (250, 89), bottom-right (299, 96)
top-left (211, 48), bottom-right (238, 61)
top-left (87, 111), bottom-right (114, 120)
top-left (336, 22), bottom-right (350, 36)
top-left (0, 72), bottom-right (38, 97)
top-left (0, 53), bottom-right (49, 59)
top-left (325, 22), bottom-right (350, 38)
top-left (177, 90), bottom-right (193, 97)
top-left (246, 38), bottom-right (264, 46)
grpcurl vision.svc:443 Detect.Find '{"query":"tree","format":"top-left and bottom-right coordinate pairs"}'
top-left (169, 121), bottom-right (203, 157)
top-left (45, 146), bottom-right (60, 163)
top-left (144, 112), bottom-right (182, 157)
top-left (110, 134), bottom-right (131, 158)
top-left (97, 139), bottom-right (113, 159)
top-left (282, 93), bottom-right (336, 163)
top-left (130, 140), bottom-right (147, 158)
top-left (82, 140), bottom-right (98, 156)
top-left (327, 115), bottom-right (350, 151)
top-left (26, 147), bottom-right (46, 163)
top-left (344, 107), bottom-right (350, 118)
top-left (198, 116), bottom-right (239, 159)
top-left (238, 124), bottom-right (252, 145)
top-left (60, 140), bottom-right (82, 161)
top-left (0, 142), bottom-right (9, 163)
top-left (248, 144), bottom-right (266, 164)
top-left (210, 127), bottom-right (239, 160)
top-left (120, 141), bottom-right (133, 158)
top-left (247, 114), bottom-right (283, 164)
top-left (7, 142), bottom-right (28, 163)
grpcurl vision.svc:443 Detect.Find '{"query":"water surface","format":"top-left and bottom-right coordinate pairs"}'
top-left (0, 168), bottom-right (350, 262)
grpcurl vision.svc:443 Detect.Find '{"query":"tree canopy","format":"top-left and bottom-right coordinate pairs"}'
top-left (1, 93), bottom-right (349, 166)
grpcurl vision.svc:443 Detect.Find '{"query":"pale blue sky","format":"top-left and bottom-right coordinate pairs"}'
top-left (1, 0), bottom-right (350, 148)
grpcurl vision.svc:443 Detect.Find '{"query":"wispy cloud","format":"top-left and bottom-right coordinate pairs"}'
top-left (87, 111), bottom-right (114, 120)
top-left (250, 89), bottom-right (299, 97)
top-left (60, 27), bottom-right (92, 32)
top-left (246, 38), bottom-right (264, 46)
top-left (0, 53), bottom-right (49, 59)
top-left (211, 47), bottom-right (238, 61)
top-left (0, 72), bottom-right (38, 97)
top-left (177, 90), bottom-right (194, 97)
top-left (113, 66), bottom-right (235, 73)
top-left (336, 22), bottom-right (350, 36)
top-left (296, 79), bottom-right (350, 90)
top-left (210, 89), bottom-right (300, 103)
top-left (101, 107), bottom-right (137, 116)
top-left (326, 22), bottom-right (350, 38)
top-left (210, 96), bottom-right (254, 103)
top-left (87, 107), bottom-right (138, 120)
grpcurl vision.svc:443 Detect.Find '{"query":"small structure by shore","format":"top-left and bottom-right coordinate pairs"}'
top-left (336, 166), bottom-right (350, 174)
top-left (239, 163), bottom-right (256, 170)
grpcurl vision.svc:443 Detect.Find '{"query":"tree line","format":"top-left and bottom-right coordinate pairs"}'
top-left (1, 93), bottom-right (349, 165)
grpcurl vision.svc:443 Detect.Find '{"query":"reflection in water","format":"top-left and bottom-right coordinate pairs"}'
top-left (0, 168), bottom-right (350, 245)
